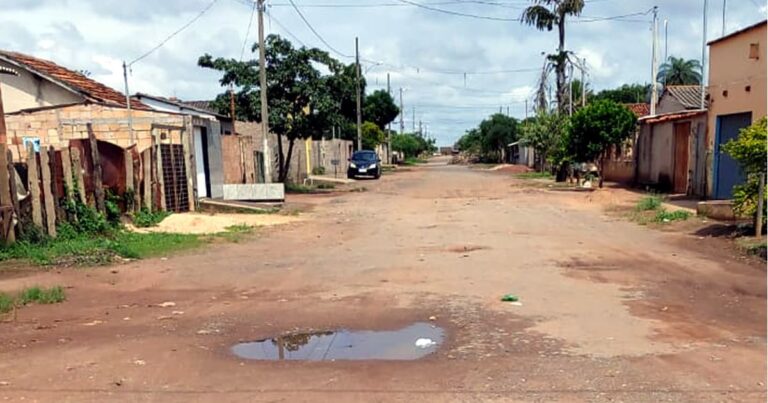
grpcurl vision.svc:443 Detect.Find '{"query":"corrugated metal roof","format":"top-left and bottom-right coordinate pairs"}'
top-left (0, 50), bottom-right (148, 109)
top-left (665, 85), bottom-right (704, 109)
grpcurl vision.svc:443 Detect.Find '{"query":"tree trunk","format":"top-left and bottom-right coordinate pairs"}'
top-left (279, 139), bottom-right (296, 183)
top-left (556, 14), bottom-right (567, 114)
top-left (276, 134), bottom-right (285, 182)
top-left (599, 156), bottom-right (605, 188)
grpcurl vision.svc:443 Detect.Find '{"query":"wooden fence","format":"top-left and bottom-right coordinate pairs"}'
top-left (0, 122), bottom-right (193, 245)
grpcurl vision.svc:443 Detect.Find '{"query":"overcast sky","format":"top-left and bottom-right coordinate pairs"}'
top-left (1, 0), bottom-right (765, 146)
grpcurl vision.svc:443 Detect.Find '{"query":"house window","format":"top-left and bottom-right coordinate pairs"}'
top-left (22, 137), bottom-right (40, 152)
top-left (749, 43), bottom-right (760, 59)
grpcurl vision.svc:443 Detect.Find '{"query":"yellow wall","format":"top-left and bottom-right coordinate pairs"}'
top-left (706, 22), bottom-right (767, 195)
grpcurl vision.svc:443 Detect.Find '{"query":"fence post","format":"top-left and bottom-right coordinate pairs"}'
top-left (61, 147), bottom-right (73, 201)
top-left (87, 123), bottom-right (105, 213)
top-left (7, 149), bottom-right (19, 240)
top-left (124, 149), bottom-right (134, 212)
top-left (27, 143), bottom-right (43, 229)
top-left (70, 148), bottom-right (86, 204)
top-left (143, 149), bottom-right (152, 211)
top-left (39, 147), bottom-right (56, 237)
top-left (756, 172), bottom-right (765, 239)
top-left (0, 144), bottom-right (13, 243)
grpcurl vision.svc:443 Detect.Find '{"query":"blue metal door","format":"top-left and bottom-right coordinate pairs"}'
top-left (714, 112), bottom-right (752, 199)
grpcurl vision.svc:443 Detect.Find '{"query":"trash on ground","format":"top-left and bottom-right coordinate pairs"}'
top-left (501, 294), bottom-right (519, 302)
top-left (415, 338), bottom-right (437, 348)
top-left (156, 301), bottom-right (176, 308)
top-left (508, 301), bottom-right (523, 306)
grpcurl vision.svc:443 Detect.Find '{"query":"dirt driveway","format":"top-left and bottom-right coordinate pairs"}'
top-left (0, 159), bottom-right (765, 402)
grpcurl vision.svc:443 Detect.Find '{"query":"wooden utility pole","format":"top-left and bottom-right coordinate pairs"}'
top-left (387, 73), bottom-right (392, 164)
top-left (757, 173), bottom-right (765, 238)
top-left (355, 37), bottom-right (362, 151)
top-left (700, 0), bottom-right (709, 110)
top-left (257, 0), bottom-right (271, 182)
top-left (229, 84), bottom-right (237, 135)
top-left (399, 88), bottom-right (404, 135)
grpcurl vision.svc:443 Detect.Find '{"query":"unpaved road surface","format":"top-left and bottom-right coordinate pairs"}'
top-left (1, 158), bottom-right (765, 402)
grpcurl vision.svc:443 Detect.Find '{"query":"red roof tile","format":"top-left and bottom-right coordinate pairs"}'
top-left (624, 103), bottom-right (650, 117)
top-left (0, 51), bottom-right (148, 109)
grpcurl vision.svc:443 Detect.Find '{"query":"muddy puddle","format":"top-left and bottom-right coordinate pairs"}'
top-left (231, 322), bottom-right (444, 361)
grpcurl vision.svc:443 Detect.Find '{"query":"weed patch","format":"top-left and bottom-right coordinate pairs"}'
top-left (653, 209), bottom-right (692, 223)
top-left (132, 208), bottom-right (171, 228)
top-left (635, 195), bottom-right (663, 211)
top-left (1, 285), bottom-right (65, 315)
top-left (514, 172), bottom-right (554, 180)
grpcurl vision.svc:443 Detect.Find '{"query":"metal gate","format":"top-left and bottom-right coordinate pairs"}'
top-left (161, 144), bottom-right (190, 212)
top-left (714, 112), bottom-right (751, 199)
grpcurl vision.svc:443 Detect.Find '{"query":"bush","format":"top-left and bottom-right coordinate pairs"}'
top-left (312, 166), bottom-right (326, 175)
top-left (722, 117), bottom-right (767, 220)
top-left (654, 209), bottom-right (691, 223)
top-left (133, 208), bottom-right (170, 228)
top-left (635, 195), bottom-right (663, 211)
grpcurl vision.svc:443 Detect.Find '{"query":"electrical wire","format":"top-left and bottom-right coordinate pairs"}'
top-left (266, 10), bottom-right (308, 47)
top-left (395, 0), bottom-right (520, 21)
top-left (286, 0), bottom-right (352, 58)
top-left (129, 0), bottom-right (220, 65)
top-left (240, 0), bottom-right (257, 60)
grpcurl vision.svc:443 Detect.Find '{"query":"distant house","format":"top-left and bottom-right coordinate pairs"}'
top-left (706, 19), bottom-right (767, 199)
top-left (636, 84), bottom-right (708, 195)
top-left (601, 103), bottom-right (650, 184)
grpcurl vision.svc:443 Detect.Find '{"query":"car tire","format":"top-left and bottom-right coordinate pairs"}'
top-left (347, 173), bottom-right (355, 180)
top-left (374, 170), bottom-right (381, 179)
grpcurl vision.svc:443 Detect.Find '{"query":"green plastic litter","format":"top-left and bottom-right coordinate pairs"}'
top-left (501, 294), bottom-right (519, 302)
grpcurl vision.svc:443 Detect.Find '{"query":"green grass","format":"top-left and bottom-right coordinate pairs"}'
top-left (0, 285), bottom-right (66, 315)
top-left (316, 183), bottom-right (336, 190)
top-left (0, 230), bottom-right (203, 266)
top-left (653, 209), bottom-right (692, 223)
top-left (132, 209), bottom-right (171, 228)
top-left (214, 224), bottom-right (255, 243)
top-left (635, 195), bottom-right (664, 211)
top-left (285, 183), bottom-right (315, 193)
top-left (403, 157), bottom-right (428, 166)
top-left (513, 172), bottom-right (554, 179)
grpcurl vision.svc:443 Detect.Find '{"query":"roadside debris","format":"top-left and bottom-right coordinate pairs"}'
top-left (82, 320), bottom-right (104, 326)
top-left (415, 338), bottom-right (437, 348)
top-left (501, 294), bottom-right (519, 302)
top-left (133, 359), bottom-right (146, 366)
top-left (429, 316), bottom-right (437, 321)
top-left (156, 301), bottom-right (176, 308)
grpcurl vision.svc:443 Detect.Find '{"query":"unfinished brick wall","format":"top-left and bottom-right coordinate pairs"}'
top-left (5, 103), bottom-right (184, 160)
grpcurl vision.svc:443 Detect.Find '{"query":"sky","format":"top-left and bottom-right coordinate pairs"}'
top-left (0, 0), bottom-right (765, 146)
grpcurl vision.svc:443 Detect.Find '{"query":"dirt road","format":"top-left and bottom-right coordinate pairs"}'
top-left (1, 158), bottom-right (765, 402)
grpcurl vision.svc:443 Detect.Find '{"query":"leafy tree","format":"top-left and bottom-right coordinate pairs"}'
top-left (520, 112), bottom-right (569, 171)
top-left (198, 34), bottom-right (357, 182)
top-left (722, 117), bottom-right (767, 225)
top-left (392, 132), bottom-right (434, 158)
top-left (361, 121), bottom-right (386, 150)
top-left (593, 83), bottom-right (651, 104)
top-left (564, 79), bottom-right (593, 110)
top-left (455, 128), bottom-right (482, 156)
top-left (657, 56), bottom-right (702, 85)
top-left (567, 100), bottom-right (637, 187)
top-left (363, 90), bottom-right (400, 130)
top-left (479, 113), bottom-right (520, 162)
top-left (521, 0), bottom-right (585, 114)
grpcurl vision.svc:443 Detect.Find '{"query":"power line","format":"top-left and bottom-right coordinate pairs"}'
top-left (266, 10), bottom-right (308, 47)
top-left (130, 0), bottom-right (220, 65)
top-left (240, 0), bottom-right (257, 61)
top-left (286, 0), bottom-right (352, 57)
top-left (396, 0), bottom-right (519, 21)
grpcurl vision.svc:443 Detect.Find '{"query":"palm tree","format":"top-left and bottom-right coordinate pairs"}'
top-left (522, 0), bottom-right (585, 114)
top-left (657, 56), bottom-right (702, 85)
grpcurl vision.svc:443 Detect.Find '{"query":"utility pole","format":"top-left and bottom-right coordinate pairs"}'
top-left (355, 37), bottom-right (362, 151)
top-left (419, 120), bottom-right (422, 136)
top-left (506, 106), bottom-right (510, 116)
top-left (581, 58), bottom-right (586, 107)
top-left (387, 72), bottom-right (392, 163)
top-left (399, 87), bottom-right (404, 135)
top-left (650, 6), bottom-right (659, 116)
top-left (722, 0), bottom-right (727, 36)
top-left (257, 0), bottom-right (271, 182)
top-left (664, 19), bottom-right (669, 65)
top-left (568, 63), bottom-right (574, 116)
top-left (229, 84), bottom-right (237, 135)
top-left (701, 0), bottom-right (708, 109)
top-left (525, 100), bottom-right (528, 119)
top-left (412, 106), bottom-right (416, 132)
top-left (122, 61), bottom-right (134, 144)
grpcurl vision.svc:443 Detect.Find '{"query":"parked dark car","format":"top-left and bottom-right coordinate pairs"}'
top-left (347, 150), bottom-right (381, 179)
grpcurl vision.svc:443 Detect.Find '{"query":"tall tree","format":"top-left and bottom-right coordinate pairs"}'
top-left (657, 56), bottom-right (702, 85)
top-left (478, 113), bottom-right (520, 162)
top-left (520, 112), bottom-right (569, 171)
top-left (363, 90), bottom-right (400, 130)
top-left (199, 35), bottom-right (354, 182)
top-left (522, 0), bottom-right (585, 114)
